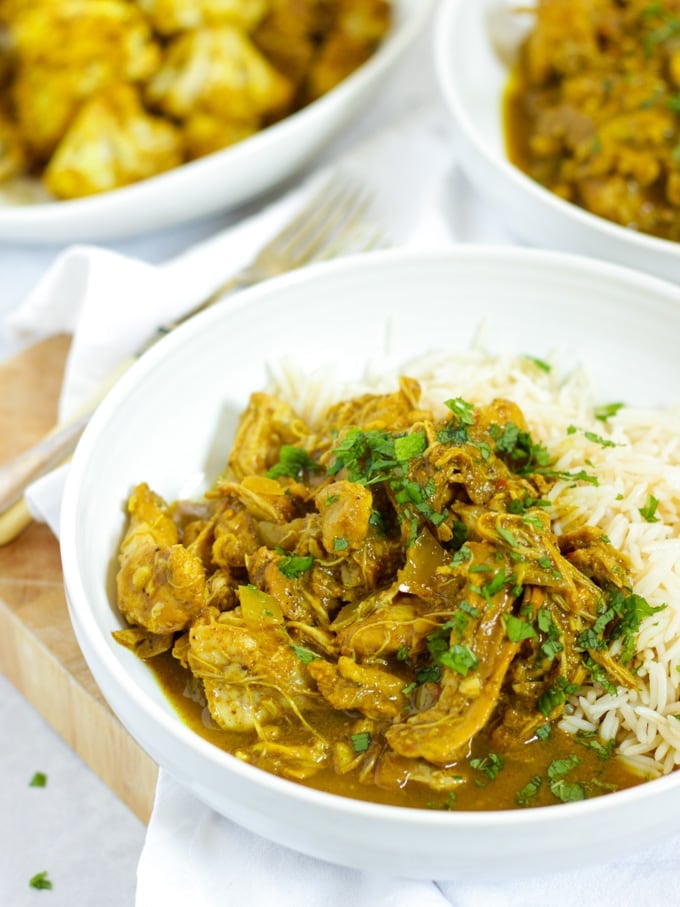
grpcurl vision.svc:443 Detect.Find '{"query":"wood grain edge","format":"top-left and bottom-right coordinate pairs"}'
top-left (0, 597), bottom-right (157, 823)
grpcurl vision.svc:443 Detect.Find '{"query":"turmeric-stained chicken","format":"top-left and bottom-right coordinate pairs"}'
top-left (115, 377), bottom-right (653, 803)
top-left (0, 0), bottom-right (392, 198)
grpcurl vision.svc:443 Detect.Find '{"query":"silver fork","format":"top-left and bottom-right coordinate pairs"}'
top-left (0, 172), bottom-right (386, 544)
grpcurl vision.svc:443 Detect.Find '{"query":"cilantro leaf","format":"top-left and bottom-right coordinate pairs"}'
top-left (276, 550), bottom-right (314, 579)
top-left (266, 445), bottom-right (319, 479)
top-left (639, 495), bottom-right (660, 522)
top-left (350, 732), bottom-right (371, 754)
top-left (290, 644), bottom-right (320, 664)
top-left (504, 613), bottom-right (537, 643)
top-left (29, 872), bottom-right (52, 891)
top-left (444, 397), bottom-right (475, 425)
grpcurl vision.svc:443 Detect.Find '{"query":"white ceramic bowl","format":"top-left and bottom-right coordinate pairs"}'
top-left (0, 0), bottom-right (429, 246)
top-left (61, 247), bottom-right (680, 880)
top-left (434, 0), bottom-right (680, 284)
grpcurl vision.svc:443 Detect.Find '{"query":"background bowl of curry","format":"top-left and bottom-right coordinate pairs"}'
top-left (434, 0), bottom-right (680, 284)
top-left (60, 246), bottom-right (680, 880)
top-left (0, 0), bottom-right (430, 244)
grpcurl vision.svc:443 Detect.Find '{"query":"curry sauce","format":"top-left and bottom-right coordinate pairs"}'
top-left (150, 648), bottom-right (645, 810)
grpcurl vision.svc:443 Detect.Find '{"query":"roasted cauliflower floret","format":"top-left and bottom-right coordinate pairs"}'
top-left (137, 0), bottom-right (269, 35)
top-left (9, 0), bottom-right (160, 158)
top-left (8, 0), bottom-right (159, 78)
top-left (145, 25), bottom-right (294, 122)
top-left (43, 84), bottom-right (183, 198)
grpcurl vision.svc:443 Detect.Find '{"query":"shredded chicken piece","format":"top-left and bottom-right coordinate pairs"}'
top-left (117, 483), bottom-right (205, 634)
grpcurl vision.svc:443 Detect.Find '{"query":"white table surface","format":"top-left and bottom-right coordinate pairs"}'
top-left (0, 14), bottom-right (445, 906)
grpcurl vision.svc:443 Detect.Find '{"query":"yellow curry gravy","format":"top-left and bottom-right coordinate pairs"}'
top-left (150, 651), bottom-right (645, 811)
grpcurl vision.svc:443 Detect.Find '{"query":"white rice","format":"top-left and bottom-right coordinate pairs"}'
top-left (269, 350), bottom-right (680, 778)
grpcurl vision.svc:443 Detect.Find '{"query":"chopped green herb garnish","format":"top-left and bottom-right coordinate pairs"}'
top-left (639, 495), bottom-right (660, 522)
top-left (576, 731), bottom-right (616, 760)
top-left (459, 600), bottom-right (479, 618)
top-left (29, 772), bottom-right (47, 788)
top-left (328, 428), bottom-right (398, 485)
top-left (266, 445), bottom-right (319, 479)
top-left (587, 588), bottom-right (665, 666)
top-left (451, 520), bottom-right (468, 548)
top-left (550, 779), bottom-right (587, 803)
top-left (469, 752), bottom-right (504, 780)
top-left (450, 544), bottom-right (472, 567)
top-left (594, 402), bottom-right (624, 422)
top-left (521, 513), bottom-right (546, 531)
top-left (276, 550), bottom-right (314, 579)
top-left (444, 397), bottom-right (475, 425)
top-left (516, 775), bottom-right (542, 806)
top-left (567, 425), bottom-right (619, 448)
top-left (416, 665), bottom-right (441, 684)
top-left (480, 568), bottom-right (513, 600)
top-left (290, 644), bottom-right (320, 664)
top-left (333, 536), bottom-right (349, 551)
top-left (29, 872), bottom-right (52, 891)
top-left (497, 525), bottom-right (519, 548)
top-left (490, 422), bottom-right (551, 474)
top-left (539, 467), bottom-right (599, 486)
top-left (534, 723), bottom-right (552, 741)
top-left (394, 431), bottom-right (427, 462)
top-left (439, 644), bottom-right (479, 677)
top-left (350, 731), bottom-right (372, 753)
top-left (547, 755), bottom-right (581, 780)
top-left (504, 613), bottom-right (537, 643)
top-left (537, 677), bottom-right (579, 717)
top-left (524, 355), bottom-right (551, 373)
top-left (508, 494), bottom-right (550, 515)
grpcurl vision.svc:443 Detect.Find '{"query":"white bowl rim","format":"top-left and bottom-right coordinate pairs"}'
top-left (433, 0), bottom-right (680, 260)
top-left (60, 243), bottom-right (680, 829)
top-left (0, 0), bottom-right (432, 229)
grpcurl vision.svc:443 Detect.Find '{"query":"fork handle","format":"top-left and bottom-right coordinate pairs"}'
top-left (0, 411), bottom-right (91, 515)
top-left (0, 355), bottom-right (131, 542)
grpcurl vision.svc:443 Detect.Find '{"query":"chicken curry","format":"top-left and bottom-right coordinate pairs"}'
top-left (114, 379), bottom-right (652, 809)
top-left (503, 0), bottom-right (680, 242)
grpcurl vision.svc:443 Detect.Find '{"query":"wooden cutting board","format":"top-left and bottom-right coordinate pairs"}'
top-left (0, 336), bottom-right (157, 823)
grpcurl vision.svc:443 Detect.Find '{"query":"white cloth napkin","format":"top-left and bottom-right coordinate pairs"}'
top-left (10, 107), bottom-right (680, 907)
